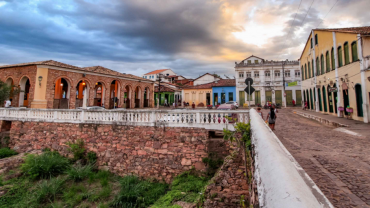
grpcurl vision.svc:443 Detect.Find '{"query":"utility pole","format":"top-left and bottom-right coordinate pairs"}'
top-left (156, 74), bottom-right (163, 109)
top-left (282, 59), bottom-right (288, 108)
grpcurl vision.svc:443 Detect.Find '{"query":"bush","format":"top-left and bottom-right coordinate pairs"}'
top-left (0, 148), bottom-right (17, 159)
top-left (110, 175), bottom-right (168, 208)
top-left (67, 164), bottom-right (93, 182)
top-left (21, 151), bottom-right (70, 179)
top-left (35, 177), bottom-right (65, 203)
top-left (87, 151), bottom-right (97, 164)
top-left (66, 139), bottom-right (85, 161)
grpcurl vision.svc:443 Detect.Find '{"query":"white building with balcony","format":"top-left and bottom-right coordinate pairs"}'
top-left (235, 55), bottom-right (301, 107)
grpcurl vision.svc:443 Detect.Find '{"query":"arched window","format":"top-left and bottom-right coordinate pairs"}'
top-left (315, 34), bottom-right (318, 45)
top-left (338, 46), bottom-right (343, 67)
top-left (326, 51), bottom-right (330, 72)
top-left (331, 47), bottom-right (335, 70)
top-left (344, 42), bottom-right (349, 65)
top-left (313, 59), bottom-right (317, 76)
top-left (305, 64), bottom-right (307, 79)
top-left (351, 41), bottom-right (358, 61)
top-left (308, 62), bottom-right (311, 78)
top-left (311, 60), bottom-right (315, 77)
top-left (321, 54), bottom-right (325, 75)
top-left (316, 57), bottom-right (320, 76)
top-left (301, 66), bottom-right (304, 80)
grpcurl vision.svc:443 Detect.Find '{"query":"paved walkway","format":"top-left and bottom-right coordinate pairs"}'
top-left (264, 108), bottom-right (370, 208)
top-left (293, 109), bottom-right (370, 137)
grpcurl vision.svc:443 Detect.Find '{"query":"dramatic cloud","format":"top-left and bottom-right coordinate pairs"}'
top-left (0, 0), bottom-right (368, 78)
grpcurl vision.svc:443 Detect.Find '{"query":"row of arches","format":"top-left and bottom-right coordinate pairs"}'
top-left (4, 76), bottom-right (31, 107)
top-left (53, 78), bottom-right (151, 109)
top-left (303, 84), bottom-right (364, 117)
top-left (302, 41), bottom-right (358, 80)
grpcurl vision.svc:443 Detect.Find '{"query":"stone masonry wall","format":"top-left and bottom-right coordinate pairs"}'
top-left (203, 148), bottom-right (249, 208)
top-left (9, 121), bottom-right (209, 182)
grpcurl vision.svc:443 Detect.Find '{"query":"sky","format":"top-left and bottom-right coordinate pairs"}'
top-left (0, 0), bottom-right (369, 79)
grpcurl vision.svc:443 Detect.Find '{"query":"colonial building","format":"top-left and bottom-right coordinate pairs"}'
top-left (142, 69), bottom-right (176, 82)
top-left (0, 60), bottom-right (154, 109)
top-left (154, 82), bottom-right (182, 106)
top-left (212, 79), bottom-right (236, 106)
top-left (193, 73), bottom-right (221, 86)
top-left (235, 55), bottom-right (301, 107)
top-left (300, 26), bottom-right (370, 123)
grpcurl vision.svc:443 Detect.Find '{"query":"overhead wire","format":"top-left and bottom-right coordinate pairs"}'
top-left (316, 0), bottom-right (339, 28)
top-left (301, 0), bottom-right (315, 27)
top-left (287, 0), bottom-right (303, 37)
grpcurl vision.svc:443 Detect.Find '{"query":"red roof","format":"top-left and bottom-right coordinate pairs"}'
top-left (182, 79), bottom-right (235, 89)
top-left (144, 69), bottom-right (169, 75)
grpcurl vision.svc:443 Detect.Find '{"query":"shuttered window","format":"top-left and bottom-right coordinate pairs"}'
top-left (338, 46), bottom-right (343, 67)
top-left (344, 42), bottom-right (349, 65)
top-left (301, 66), bottom-right (304, 80)
top-left (308, 62), bottom-right (311, 78)
top-left (316, 57), bottom-right (320, 76)
top-left (305, 64), bottom-right (307, 79)
top-left (331, 47), bottom-right (335, 70)
top-left (351, 41), bottom-right (358, 61)
top-left (326, 51), bottom-right (330, 72)
top-left (321, 54), bottom-right (325, 74)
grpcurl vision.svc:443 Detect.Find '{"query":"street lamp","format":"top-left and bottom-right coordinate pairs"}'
top-left (156, 74), bottom-right (165, 108)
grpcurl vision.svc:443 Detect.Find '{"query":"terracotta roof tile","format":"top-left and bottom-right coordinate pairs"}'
top-left (315, 26), bottom-right (370, 35)
top-left (144, 69), bottom-right (168, 75)
top-left (0, 60), bottom-right (153, 82)
top-left (182, 79), bottom-right (235, 89)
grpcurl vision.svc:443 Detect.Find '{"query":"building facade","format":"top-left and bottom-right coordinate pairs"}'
top-left (154, 82), bottom-right (182, 106)
top-left (0, 60), bottom-right (154, 109)
top-left (235, 55), bottom-right (301, 107)
top-left (142, 69), bottom-right (176, 82)
top-left (300, 27), bottom-right (370, 123)
top-left (193, 73), bottom-right (221, 86)
top-left (211, 79), bottom-right (236, 106)
top-left (182, 83), bottom-right (213, 106)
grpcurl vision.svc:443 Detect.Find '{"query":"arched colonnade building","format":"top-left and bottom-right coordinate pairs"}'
top-left (0, 60), bottom-right (154, 109)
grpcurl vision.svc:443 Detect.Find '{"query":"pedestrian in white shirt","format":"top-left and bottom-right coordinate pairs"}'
top-left (4, 100), bottom-right (11, 108)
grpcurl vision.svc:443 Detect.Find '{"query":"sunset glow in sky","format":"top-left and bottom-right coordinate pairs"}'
top-left (0, 0), bottom-right (369, 78)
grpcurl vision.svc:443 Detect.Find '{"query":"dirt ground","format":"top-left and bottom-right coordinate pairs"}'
top-left (263, 108), bottom-right (370, 208)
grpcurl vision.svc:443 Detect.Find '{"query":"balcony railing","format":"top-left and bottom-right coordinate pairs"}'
top-left (0, 108), bottom-right (249, 130)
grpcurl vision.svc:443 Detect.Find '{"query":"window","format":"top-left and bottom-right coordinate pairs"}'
top-left (295, 71), bottom-right (300, 77)
top-left (239, 72), bottom-right (244, 78)
top-left (315, 34), bottom-right (318, 45)
top-left (308, 62), bottom-right (311, 78)
top-left (275, 71), bottom-right (280, 77)
top-left (321, 54), bottom-right (325, 75)
top-left (228, 92), bottom-right (233, 102)
top-left (247, 60), bottom-right (251, 64)
top-left (304, 64), bottom-right (307, 79)
top-left (338, 46), bottom-right (343, 67)
top-left (254, 72), bottom-right (259, 78)
top-left (326, 52), bottom-right (330, 72)
top-left (265, 71), bottom-right (270, 77)
top-left (255, 60), bottom-right (259, 64)
top-left (166, 74), bottom-right (169, 76)
top-left (285, 71), bottom-right (290, 77)
top-left (246, 72), bottom-right (251, 78)
top-left (331, 47), bottom-right (335, 70)
top-left (301, 66), bottom-right (304, 80)
top-left (351, 41), bottom-right (358, 61)
top-left (310, 38), bottom-right (313, 48)
top-left (313, 59), bottom-right (318, 76)
top-left (316, 57), bottom-right (320, 76)
top-left (344, 42), bottom-right (349, 65)
top-left (312, 60), bottom-right (315, 77)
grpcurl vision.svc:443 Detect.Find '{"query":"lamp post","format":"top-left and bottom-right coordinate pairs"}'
top-left (156, 74), bottom-right (164, 109)
top-left (282, 59), bottom-right (288, 107)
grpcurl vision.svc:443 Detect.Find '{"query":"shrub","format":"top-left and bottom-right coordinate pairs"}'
top-left (0, 147), bottom-right (17, 159)
top-left (66, 139), bottom-right (85, 161)
top-left (110, 175), bottom-right (168, 208)
top-left (67, 164), bottom-right (93, 182)
top-left (35, 177), bottom-right (65, 203)
top-left (87, 151), bottom-right (97, 164)
top-left (21, 151), bottom-right (70, 179)
top-left (88, 170), bottom-right (111, 187)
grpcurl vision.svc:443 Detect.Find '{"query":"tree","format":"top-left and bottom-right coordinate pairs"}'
top-left (0, 80), bottom-right (20, 106)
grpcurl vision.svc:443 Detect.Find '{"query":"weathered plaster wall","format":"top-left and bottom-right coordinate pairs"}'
top-left (9, 121), bottom-right (210, 182)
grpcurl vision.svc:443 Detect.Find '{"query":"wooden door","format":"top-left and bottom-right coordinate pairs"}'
top-left (239, 91), bottom-right (245, 107)
top-left (296, 90), bottom-right (302, 105)
top-left (286, 90), bottom-right (293, 106)
top-left (275, 90), bottom-right (282, 105)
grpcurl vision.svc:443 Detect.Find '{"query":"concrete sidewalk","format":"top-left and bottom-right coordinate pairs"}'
top-left (293, 109), bottom-right (370, 138)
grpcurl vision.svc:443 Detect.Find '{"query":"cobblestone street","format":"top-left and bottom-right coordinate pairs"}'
top-left (266, 108), bottom-right (370, 208)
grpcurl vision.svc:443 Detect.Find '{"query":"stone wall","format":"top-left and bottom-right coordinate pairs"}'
top-left (202, 148), bottom-right (249, 208)
top-left (9, 121), bottom-right (209, 182)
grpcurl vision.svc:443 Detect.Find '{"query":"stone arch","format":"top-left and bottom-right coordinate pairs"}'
top-left (109, 80), bottom-right (121, 109)
top-left (92, 81), bottom-right (107, 107)
top-left (134, 85), bottom-right (143, 108)
top-left (75, 79), bottom-right (91, 108)
top-left (18, 75), bottom-right (31, 107)
top-left (144, 85), bottom-right (151, 107)
top-left (123, 84), bottom-right (133, 108)
top-left (53, 77), bottom-right (72, 109)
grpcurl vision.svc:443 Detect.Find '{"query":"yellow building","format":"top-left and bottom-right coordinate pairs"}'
top-left (182, 82), bottom-right (213, 106)
top-left (299, 26), bottom-right (370, 123)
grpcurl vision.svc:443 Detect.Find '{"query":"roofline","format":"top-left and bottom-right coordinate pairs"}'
top-left (242, 55), bottom-right (265, 62)
top-left (144, 69), bottom-right (172, 75)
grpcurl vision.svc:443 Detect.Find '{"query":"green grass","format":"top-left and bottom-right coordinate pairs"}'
top-left (0, 148), bottom-right (18, 159)
top-left (21, 151), bottom-right (70, 179)
top-left (67, 163), bottom-right (93, 182)
top-left (151, 171), bottom-right (209, 207)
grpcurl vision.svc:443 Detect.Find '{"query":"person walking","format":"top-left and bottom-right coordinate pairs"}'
top-left (266, 107), bottom-right (277, 130)
top-left (304, 101), bottom-right (308, 110)
top-left (256, 107), bottom-right (263, 118)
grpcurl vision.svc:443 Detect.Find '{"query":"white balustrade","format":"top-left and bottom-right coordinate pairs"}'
top-left (0, 108), bottom-right (249, 130)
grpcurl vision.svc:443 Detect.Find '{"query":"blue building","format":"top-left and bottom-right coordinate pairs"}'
top-left (211, 79), bottom-right (236, 106)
